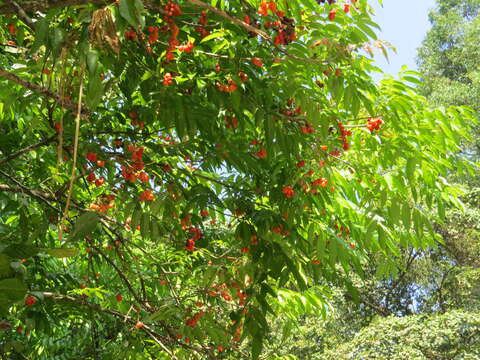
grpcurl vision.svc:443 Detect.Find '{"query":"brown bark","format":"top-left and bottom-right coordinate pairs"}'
top-left (0, 0), bottom-right (106, 15)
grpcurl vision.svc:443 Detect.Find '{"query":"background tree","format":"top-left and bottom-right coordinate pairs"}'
top-left (417, 0), bottom-right (480, 111)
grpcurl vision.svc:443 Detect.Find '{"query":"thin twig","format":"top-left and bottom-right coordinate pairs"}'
top-left (59, 68), bottom-right (84, 241)
top-left (187, 0), bottom-right (269, 39)
top-left (0, 172), bottom-right (60, 213)
top-left (5, 0), bottom-right (35, 29)
top-left (0, 68), bottom-right (89, 116)
top-left (0, 135), bottom-right (56, 165)
top-left (41, 292), bottom-right (177, 359)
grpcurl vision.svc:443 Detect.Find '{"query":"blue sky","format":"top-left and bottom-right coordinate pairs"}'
top-left (369, 0), bottom-right (437, 78)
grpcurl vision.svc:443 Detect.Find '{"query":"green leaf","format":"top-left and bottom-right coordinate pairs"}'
top-left (46, 248), bottom-right (79, 258)
top-left (251, 333), bottom-right (263, 360)
top-left (119, 0), bottom-right (144, 27)
top-left (1, 244), bottom-right (39, 259)
top-left (0, 255), bottom-right (13, 279)
top-left (200, 31), bottom-right (226, 43)
top-left (401, 203), bottom-right (411, 230)
top-left (67, 212), bottom-right (100, 242)
top-left (0, 278), bottom-right (27, 302)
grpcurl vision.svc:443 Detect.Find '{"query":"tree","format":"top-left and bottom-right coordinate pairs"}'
top-left (417, 0), bottom-right (480, 110)
top-left (0, 0), bottom-right (476, 359)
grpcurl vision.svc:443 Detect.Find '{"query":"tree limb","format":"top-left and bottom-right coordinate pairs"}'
top-left (5, 0), bottom-right (35, 29)
top-left (186, 0), bottom-right (269, 39)
top-left (41, 292), bottom-right (177, 359)
top-left (0, 0), bottom-right (106, 14)
top-left (0, 135), bottom-right (56, 166)
top-left (0, 68), bottom-right (90, 116)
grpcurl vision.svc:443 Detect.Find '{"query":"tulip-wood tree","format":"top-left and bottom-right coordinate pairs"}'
top-left (0, 0), bottom-right (476, 359)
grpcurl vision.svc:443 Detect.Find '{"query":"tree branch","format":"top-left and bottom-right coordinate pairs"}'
top-left (41, 292), bottom-right (177, 359)
top-left (0, 171), bottom-right (60, 213)
top-left (5, 0), bottom-right (35, 29)
top-left (0, 0), bottom-right (106, 14)
top-left (0, 135), bottom-right (56, 166)
top-left (186, 0), bottom-right (269, 39)
top-left (0, 68), bottom-right (90, 116)
top-left (91, 245), bottom-right (149, 311)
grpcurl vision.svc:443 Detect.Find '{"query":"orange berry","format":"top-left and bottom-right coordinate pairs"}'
top-left (134, 321), bottom-right (144, 329)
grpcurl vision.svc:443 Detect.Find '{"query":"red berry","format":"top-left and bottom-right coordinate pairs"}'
top-left (95, 177), bottom-right (105, 187)
top-left (87, 172), bottom-right (96, 183)
top-left (135, 321), bottom-right (144, 329)
top-left (86, 152), bottom-right (97, 162)
top-left (255, 148), bottom-right (267, 159)
top-left (282, 186), bottom-right (295, 198)
top-left (24, 296), bottom-right (37, 307)
top-left (251, 57), bottom-right (263, 68)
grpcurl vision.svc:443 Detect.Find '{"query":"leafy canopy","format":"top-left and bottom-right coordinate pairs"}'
top-left (0, 0), bottom-right (476, 358)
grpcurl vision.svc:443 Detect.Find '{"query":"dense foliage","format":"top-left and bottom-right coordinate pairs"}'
top-left (261, 1), bottom-right (480, 359)
top-left (417, 0), bottom-right (480, 111)
top-left (0, 0), bottom-right (476, 358)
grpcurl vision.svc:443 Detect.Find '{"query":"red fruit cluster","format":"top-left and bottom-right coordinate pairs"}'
top-left (131, 118), bottom-right (144, 129)
top-left (185, 311), bottom-right (205, 327)
top-left (177, 41), bottom-right (194, 52)
top-left (124, 28), bottom-right (137, 41)
top-left (225, 116), bottom-right (238, 129)
top-left (251, 57), bottom-right (263, 68)
top-left (120, 146), bottom-right (146, 183)
top-left (257, 3), bottom-right (297, 45)
top-left (185, 227), bottom-right (202, 252)
top-left (195, 11), bottom-right (210, 38)
top-left (163, 4), bottom-right (181, 61)
top-left (282, 185), bottom-right (295, 198)
top-left (271, 224), bottom-right (291, 236)
top-left (329, 8), bottom-right (337, 21)
top-left (8, 24), bottom-right (16, 35)
top-left (312, 177), bottom-right (328, 188)
top-left (86, 152), bottom-right (97, 162)
top-left (164, 2), bottom-right (182, 17)
top-left (296, 160), bottom-right (305, 168)
top-left (217, 79), bottom-right (238, 92)
top-left (163, 72), bottom-right (173, 86)
top-left (147, 26), bottom-right (159, 44)
top-left (255, 147), bottom-right (267, 159)
top-left (95, 176), bottom-right (105, 187)
top-left (139, 189), bottom-right (154, 202)
top-left (300, 121), bottom-right (314, 134)
top-left (337, 122), bottom-right (352, 151)
top-left (283, 105), bottom-right (302, 117)
top-left (258, 1), bottom-right (278, 16)
top-left (134, 321), bottom-right (144, 329)
top-left (87, 172), bottom-right (96, 183)
top-left (238, 72), bottom-right (249, 82)
top-left (367, 117), bottom-right (383, 132)
top-left (25, 296), bottom-right (37, 307)
top-left (53, 122), bottom-right (62, 133)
